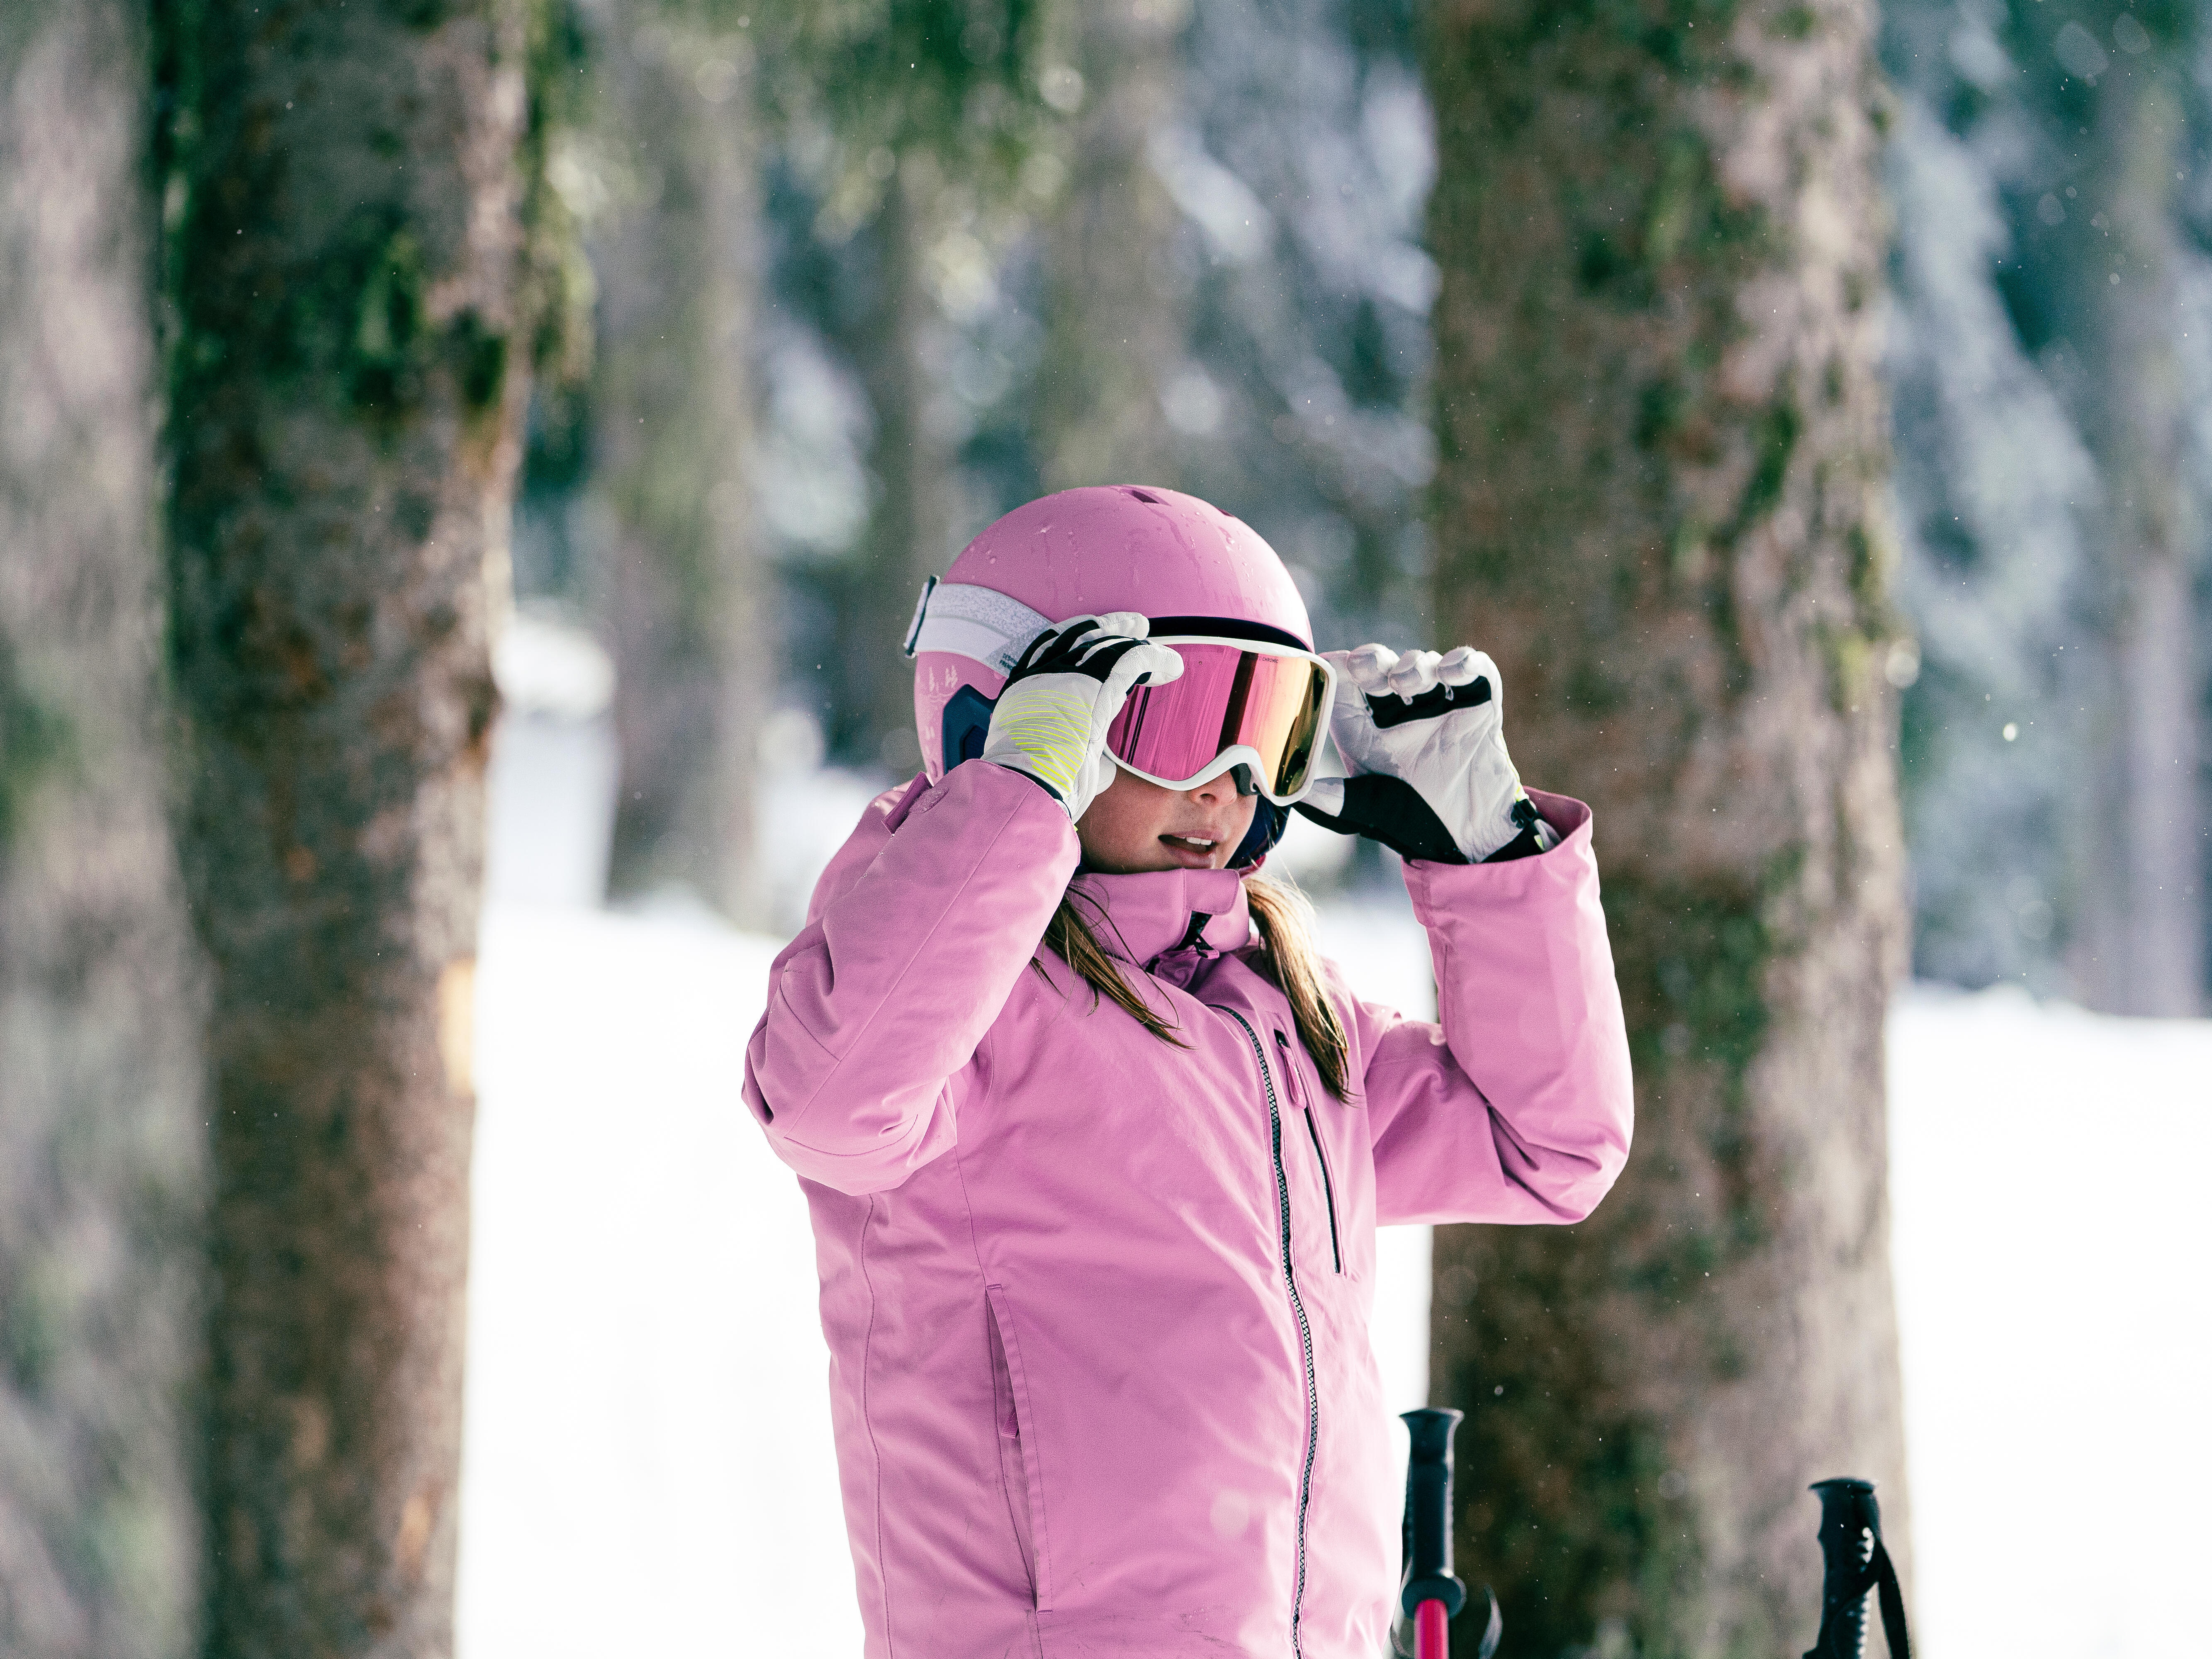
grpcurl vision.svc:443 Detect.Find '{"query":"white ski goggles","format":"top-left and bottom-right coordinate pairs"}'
top-left (907, 579), bottom-right (1337, 805)
top-left (1103, 634), bottom-right (1336, 805)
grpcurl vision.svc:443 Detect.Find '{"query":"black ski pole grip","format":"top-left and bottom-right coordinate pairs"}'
top-left (1805, 1477), bottom-right (1911, 1659)
top-left (1399, 1408), bottom-right (1468, 1620)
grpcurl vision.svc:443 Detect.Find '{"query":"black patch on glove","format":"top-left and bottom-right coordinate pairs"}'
top-left (1482, 822), bottom-right (1545, 862)
top-left (1005, 619), bottom-right (1158, 688)
top-left (1295, 775), bottom-right (1468, 865)
top-left (1481, 796), bottom-right (1548, 862)
top-left (1295, 778), bottom-right (1550, 864)
top-left (1366, 675), bottom-right (1491, 730)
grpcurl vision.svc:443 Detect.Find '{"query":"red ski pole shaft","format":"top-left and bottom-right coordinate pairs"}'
top-left (1414, 1595), bottom-right (1451, 1659)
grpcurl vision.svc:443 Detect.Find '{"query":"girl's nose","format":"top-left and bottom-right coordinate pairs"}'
top-left (1188, 770), bottom-right (1237, 808)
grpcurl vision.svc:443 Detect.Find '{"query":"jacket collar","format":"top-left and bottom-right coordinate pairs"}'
top-left (1066, 865), bottom-right (1251, 980)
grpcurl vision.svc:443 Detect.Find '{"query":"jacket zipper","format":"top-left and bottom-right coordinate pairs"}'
top-left (1278, 1032), bottom-right (1343, 1275)
top-left (1222, 1008), bottom-right (1316, 1659)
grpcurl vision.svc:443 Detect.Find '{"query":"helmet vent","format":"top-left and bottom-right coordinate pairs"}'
top-left (1123, 487), bottom-right (1164, 505)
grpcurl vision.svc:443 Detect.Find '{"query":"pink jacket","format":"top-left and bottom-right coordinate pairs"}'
top-left (742, 762), bottom-right (1633, 1658)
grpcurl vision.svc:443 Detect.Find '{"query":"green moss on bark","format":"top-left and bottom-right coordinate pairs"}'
top-left (1738, 395), bottom-right (1801, 528)
top-left (0, 637), bottom-right (75, 851)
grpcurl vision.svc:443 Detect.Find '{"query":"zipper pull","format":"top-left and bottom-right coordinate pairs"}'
top-left (1274, 1029), bottom-right (1303, 1106)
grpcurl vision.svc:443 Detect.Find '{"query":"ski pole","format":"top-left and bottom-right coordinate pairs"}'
top-left (1396, 1408), bottom-right (1499, 1659)
top-left (1804, 1477), bottom-right (1911, 1659)
top-left (1399, 1408), bottom-right (1464, 1659)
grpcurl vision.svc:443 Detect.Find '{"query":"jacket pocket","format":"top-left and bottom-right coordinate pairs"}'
top-left (986, 1283), bottom-right (1053, 1610)
top-left (1278, 1031), bottom-right (1344, 1274)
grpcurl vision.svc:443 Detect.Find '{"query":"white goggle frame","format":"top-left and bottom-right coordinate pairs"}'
top-left (1103, 634), bottom-right (1341, 807)
top-left (905, 578), bottom-right (1347, 807)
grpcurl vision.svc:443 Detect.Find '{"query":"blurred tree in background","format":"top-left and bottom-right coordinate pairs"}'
top-left (754, 0), bottom-right (1052, 768)
top-left (750, 0), bottom-right (1443, 774)
top-left (1884, 0), bottom-right (2210, 1014)
top-left (587, 0), bottom-right (774, 923)
top-left (0, 4), bottom-right (200, 1654)
top-left (1881, 0), bottom-right (2102, 998)
top-left (1421, 0), bottom-right (1912, 1650)
top-left (1034, 0), bottom-right (1187, 490)
top-left (2003, 0), bottom-right (2202, 1014)
top-left (1172, 0), bottom-right (1440, 650)
top-left (154, 0), bottom-right (555, 1648)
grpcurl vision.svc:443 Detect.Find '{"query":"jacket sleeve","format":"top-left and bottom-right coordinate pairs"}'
top-left (1358, 790), bottom-right (1634, 1226)
top-left (742, 761), bottom-right (1079, 1194)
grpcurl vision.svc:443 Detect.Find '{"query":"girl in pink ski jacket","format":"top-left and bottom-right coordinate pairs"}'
top-left (743, 487), bottom-right (1633, 1658)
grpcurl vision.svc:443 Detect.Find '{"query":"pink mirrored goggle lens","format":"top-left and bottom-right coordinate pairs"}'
top-left (1104, 642), bottom-right (1330, 800)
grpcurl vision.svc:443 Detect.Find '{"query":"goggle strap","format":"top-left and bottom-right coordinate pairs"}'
top-left (907, 580), bottom-right (1055, 673)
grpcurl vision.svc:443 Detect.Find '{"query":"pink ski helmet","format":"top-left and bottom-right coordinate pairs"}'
top-left (908, 484), bottom-right (1315, 782)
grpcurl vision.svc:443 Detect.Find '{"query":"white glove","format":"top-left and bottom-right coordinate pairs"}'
top-left (1298, 643), bottom-right (1555, 863)
top-left (981, 614), bottom-right (1183, 821)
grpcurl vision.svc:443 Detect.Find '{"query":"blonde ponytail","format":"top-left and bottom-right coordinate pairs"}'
top-left (1241, 875), bottom-right (1353, 1100)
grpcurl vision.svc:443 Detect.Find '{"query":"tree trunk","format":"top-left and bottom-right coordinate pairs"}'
top-left (0, 5), bottom-right (200, 1654)
top-left (2064, 56), bottom-right (2204, 1017)
top-left (1422, 0), bottom-right (1912, 1650)
top-left (158, 2), bottom-right (534, 1653)
top-left (1034, 0), bottom-right (1185, 491)
top-left (595, 7), bottom-right (769, 925)
top-left (855, 163), bottom-right (956, 770)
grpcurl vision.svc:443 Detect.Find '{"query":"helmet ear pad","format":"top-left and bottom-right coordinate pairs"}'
top-left (915, 649), bottom-right (1009, 781)
top-left (939, 685), bottom-right (996, 773)
top-left (1229, 798), bottom-right (1290, 871)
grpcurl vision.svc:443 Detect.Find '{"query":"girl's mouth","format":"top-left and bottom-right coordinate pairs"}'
top-left (1159, 833), bottom-right (1219, 865)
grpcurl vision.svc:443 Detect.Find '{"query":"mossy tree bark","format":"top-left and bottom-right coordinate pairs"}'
top-left (0, 4), bottom-right (200, 1654)
top-left (596, 7), bottom-right (769, 924)
top-left (1422, 0), bottom-right (1912, 1650)
top-left (157, 1), bottom-right (538, 1652)
top-left (1034, 0), bottom-right (1185, 491)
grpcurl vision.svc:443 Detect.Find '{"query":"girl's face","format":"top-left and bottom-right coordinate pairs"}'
top-left (1076, 764), bottom-right (1258, 873)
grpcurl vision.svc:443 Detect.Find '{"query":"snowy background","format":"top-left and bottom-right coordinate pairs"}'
top-left (455, 684), bottom-right (2211, 1658)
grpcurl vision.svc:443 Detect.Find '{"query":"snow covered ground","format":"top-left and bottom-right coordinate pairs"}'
top-left (1887, 990), bottom-right (2212, 1659)
top-left (456, 722), bottom-right (2212, 1657)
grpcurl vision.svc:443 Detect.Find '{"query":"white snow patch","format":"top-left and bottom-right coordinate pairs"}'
top-left (1888, 985), bottom-right (2212, 1658)
top-left (484, 614), bottom-right (620, 910)
top-left (1313, 895), bottom-right (1439, 1422)
top-left (483, 713), bottom-right (617, 909)
top-left (759, 763), bottom-right (891, 935)
top-left (494, 609), bottom-right (616, 720)
top-left (458, 904), bottom-right (858, 1658)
